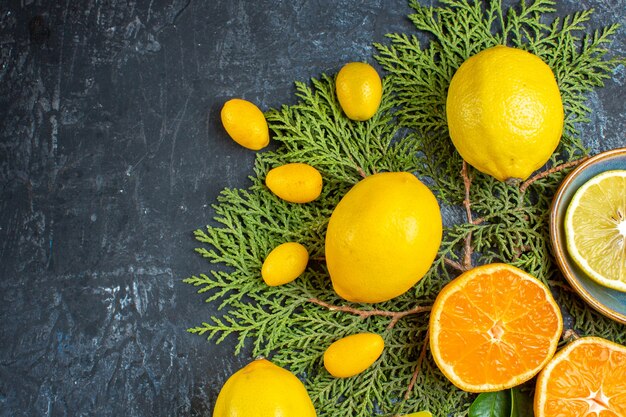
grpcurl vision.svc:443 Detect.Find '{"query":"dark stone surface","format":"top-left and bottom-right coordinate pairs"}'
top-left (0, 1), bottom-right (623, 416)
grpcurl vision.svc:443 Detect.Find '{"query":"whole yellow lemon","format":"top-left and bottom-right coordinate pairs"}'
top-left (335, 62), bottom-right (383, 121)
top-left (213, 358), bottom-right (316, 417)
top-left (265, 163), bottom-right (323, 203)
top-left (221, 98), bottom-right (270, 150)
top-left (325, 172), bottom-right (442, 303)
top-left (323, 333), bottom-right (384, 378)
top-left (446, 45), bottom-right (564, 182)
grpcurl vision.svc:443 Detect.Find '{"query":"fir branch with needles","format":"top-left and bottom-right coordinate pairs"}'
top-left (187, 1), bottom-right (625, 416)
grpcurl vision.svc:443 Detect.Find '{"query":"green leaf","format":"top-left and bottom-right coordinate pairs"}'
top-left (469, 391), bottom-right (511, 417)
top-left (510, 388), bottom-right (534, 417)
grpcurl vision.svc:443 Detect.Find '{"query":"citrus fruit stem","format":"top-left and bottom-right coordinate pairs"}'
top-left (505, 177), bottom-right (523, 187)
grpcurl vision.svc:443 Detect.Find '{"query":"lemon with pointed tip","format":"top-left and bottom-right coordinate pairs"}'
top-left (446, 45), bottom-right (564, 182)
top-left (213, 358), bottom-right (317, 417)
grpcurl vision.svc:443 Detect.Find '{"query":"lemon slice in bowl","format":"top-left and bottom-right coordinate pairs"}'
top-left (564, 170), bottom-right (626, 292)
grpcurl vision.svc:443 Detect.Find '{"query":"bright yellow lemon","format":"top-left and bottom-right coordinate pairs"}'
top-left (325, 172), bottom-right (442, 303)
top-left (213, 358), bottom-right (316, 417)
top-left (446, 45), bottom-right (563, 182)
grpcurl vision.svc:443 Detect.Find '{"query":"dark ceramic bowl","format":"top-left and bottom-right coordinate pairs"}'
top-left (550, 147), bottom-right (626, 324)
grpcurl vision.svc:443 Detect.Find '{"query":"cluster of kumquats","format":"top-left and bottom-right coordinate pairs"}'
top-left (213, 50), bottom-right (626, 417)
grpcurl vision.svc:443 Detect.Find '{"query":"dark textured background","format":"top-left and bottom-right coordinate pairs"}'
top-left (0, 1), bottom-right (624, 416)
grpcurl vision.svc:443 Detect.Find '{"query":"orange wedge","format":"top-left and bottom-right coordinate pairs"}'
top-left (535, 336), bottom-right (626, 417)
top-left (429, 263), bottom-right (563, 392)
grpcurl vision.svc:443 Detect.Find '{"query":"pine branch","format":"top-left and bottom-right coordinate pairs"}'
top-left (461, 161), bottom-right (475, 269)
top-left (519, 156), bottom-right (590, 193)
top-left (308, 298), bottom-right (432, 329)
top-left (403, 331), bottom-right (430, 401)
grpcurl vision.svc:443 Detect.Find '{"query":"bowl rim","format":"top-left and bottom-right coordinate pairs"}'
top-left (549, 146), bottom-right (626, 324)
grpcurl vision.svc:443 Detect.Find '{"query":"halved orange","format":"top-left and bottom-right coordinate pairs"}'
top-left (429, 263), bottom-right (563, 392)
top-left (534, 336), bottom-right (626, 417)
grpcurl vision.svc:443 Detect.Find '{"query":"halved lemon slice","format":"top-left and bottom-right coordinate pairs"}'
top-left (564, 170), bottom-right (626, 292)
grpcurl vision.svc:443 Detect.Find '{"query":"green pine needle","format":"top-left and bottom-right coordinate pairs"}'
top-left (186, 1), bottom-right (625, 416)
